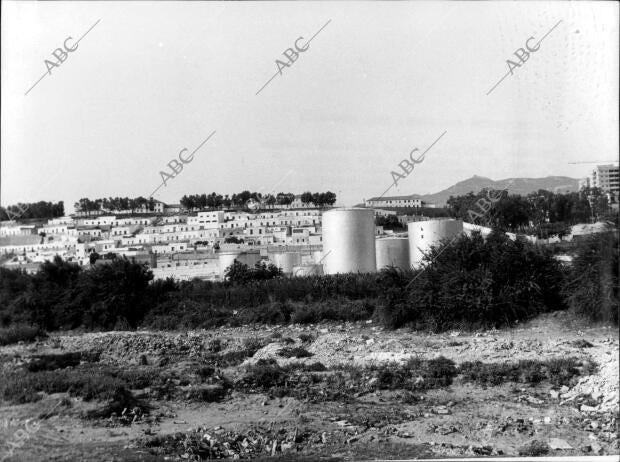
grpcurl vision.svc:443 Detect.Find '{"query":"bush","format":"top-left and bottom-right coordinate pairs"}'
top-left (242, 359), bottom-right (287, 389)
top-left (378, 231), bottom-right (565, 331)
top-left (187, 384), bottom-right (227, 402)
top-left (278, 347), bottom-right (313, 358)
top-left (459, 357), bottom-right (594, 387)
top-left (518, 440), bottom-right (550, 457)
top-left (26, 352), bottom-right (84, 372)
top-left (298, 333), bottom-right (314, 344)
top-left (0, 324), bottom-right (46, 345)
top-left (563, 231), bottom-right (618, 325)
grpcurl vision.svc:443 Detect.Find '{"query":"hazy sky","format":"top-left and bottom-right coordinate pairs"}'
top-left (1, 1), bottom-right (618, 211)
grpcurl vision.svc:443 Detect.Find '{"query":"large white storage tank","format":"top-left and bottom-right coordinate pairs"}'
top-left (219, 250), bottom-right (262, 276)
top-left (270, 252), bottom-right (302, 274)
top-left (408, 219), bottom-right (463, 269)
top-left (376, 237), bottom-right (410, 271)
top-left (322, 208), bottom-right (376, 274)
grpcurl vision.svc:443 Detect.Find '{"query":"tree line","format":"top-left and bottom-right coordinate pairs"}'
top-left (74, 197), bottom-right (156, 213)
top-left (180, 191), bottom-right (336, 210)
top-left (0, 201), bottom-right (64, 221)
top-left (446, 187), bottom-right (613, 232)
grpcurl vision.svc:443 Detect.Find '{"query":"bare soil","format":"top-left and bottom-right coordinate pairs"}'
top-left (1, 312), bottom-right (618, 461)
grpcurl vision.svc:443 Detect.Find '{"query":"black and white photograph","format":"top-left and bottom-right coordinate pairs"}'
top-left (1, 1), bottom-right (618, 461)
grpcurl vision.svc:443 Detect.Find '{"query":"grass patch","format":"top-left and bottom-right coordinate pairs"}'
top-left (0, 364), bottom-right (168, 404)
top-left (25, 351), bottom-right (100, 372)
top-left (0, 325), bottom-right (46, 346)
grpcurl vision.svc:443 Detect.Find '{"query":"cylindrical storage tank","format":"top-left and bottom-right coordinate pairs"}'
top-left (312, 251), bottom-right (323, 264)
top-left (408, 219), bottom-right (463, 269)
top-left (376, 237), bottom-right (410, 271)
top-left (271, 252), bottom-right (302, 274)
top-left (235, 250), bottom-right (262, 268)
top-left (322, 208), bottom-right (376, 274)
top-left (218, 250), bottom-right (262, 276)
top-left (292, 264), bottom-right (324, 277)
top-left (218, 251), bottom-right (239, 276)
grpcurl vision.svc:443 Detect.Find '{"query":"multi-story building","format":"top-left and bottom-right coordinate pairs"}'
top-left (365, 195), bottom-right (422, 208)
top-left (591, 164), bottom-right (619, 196)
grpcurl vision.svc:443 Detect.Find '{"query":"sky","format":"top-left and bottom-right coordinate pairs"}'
top-left (1, 1), bottom-right (618, 212)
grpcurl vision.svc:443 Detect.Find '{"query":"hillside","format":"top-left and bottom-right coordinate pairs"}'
top-left (417, 175), bottom-right (580, 206)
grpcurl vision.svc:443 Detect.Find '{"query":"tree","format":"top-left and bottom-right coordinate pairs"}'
top-left (300, 192), bottom-right (313, 204)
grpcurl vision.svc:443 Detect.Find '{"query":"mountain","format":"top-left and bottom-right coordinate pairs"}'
top-left (417, 175), bottom-right (580, 206)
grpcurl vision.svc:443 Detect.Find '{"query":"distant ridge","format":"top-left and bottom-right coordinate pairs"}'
top-left (418, 175), bottom-right (580, 206)
top-left (361, 175), bottom-right (581, 208)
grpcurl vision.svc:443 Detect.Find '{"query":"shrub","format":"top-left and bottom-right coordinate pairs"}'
top-left (26, 352), bottom-right (84, 372)
top-left (0, 324), bottom-right (46, 345)
top-left (518, 440), bottom-right (550, 457)
top-left (298, 333), bottom-right (314, 344)
top-left (378, 231), bottom-right (565, 331)
top-left (278, 347), bottom-right (313, 358)
top-left (459, 357), bottom-right (594, 387)
top-left (563, 231), bottom-right (618, 325)
top-left (86, 386), bottom-right (151, 419)
top-left (187, 384), bottom-right (227, 402)
top-left (242, 359), bottom-right (287, 388)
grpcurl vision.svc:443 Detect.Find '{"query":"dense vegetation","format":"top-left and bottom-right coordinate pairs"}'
top-left (74, 196), bottom-right (156, 213)
top-left (180, 191), bottom-right (336, 210)
top-left (0, 230), bottom-right (617, 336)
top-left (377, 230), bottom-right (566, 330)
top-left (562, 231), bottom-right (619, 325)
top-left (0, 201), bottom-right (64, 221)
top-left (447, 187), bottom-right (612, 232)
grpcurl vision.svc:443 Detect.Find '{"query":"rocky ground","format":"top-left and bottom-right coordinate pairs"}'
top-left (0, 311), bottom-right (618, 461)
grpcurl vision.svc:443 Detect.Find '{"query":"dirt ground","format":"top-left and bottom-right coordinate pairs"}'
top-left (0, 311), bottom-right (618, 461)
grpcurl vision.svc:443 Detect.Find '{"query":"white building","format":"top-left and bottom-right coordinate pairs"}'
top-left (365, 195), bottom-right (422, 208)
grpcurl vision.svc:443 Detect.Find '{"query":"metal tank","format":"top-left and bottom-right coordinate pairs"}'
top-left (270, 252), bottom-right (302, 274)
top-left (376, 237), bottom-right (410, 271)
top-left (292, 264), bottom-right (324, 277)
top-left (322, 208), bottom-right (376, 274)
top-left (408, 219), bottom-right (463, 269)
top-left (218, 250), bottom-right (262, 276)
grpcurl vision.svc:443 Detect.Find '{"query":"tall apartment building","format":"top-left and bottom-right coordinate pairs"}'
top-left (590, 164), bottom-right (619, 196)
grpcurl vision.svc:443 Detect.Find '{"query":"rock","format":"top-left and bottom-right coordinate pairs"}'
top-left (590, 442), bottom-right (603, 454)
top-left (544, 416), bottom-right (552, 425)
top-left (580, 405), bottom-right (597, 413)
top-left (368, 377), bottom-right (379, 387)
top-left (347, 435), bottom-right (359, 444)
top-left (550, 390), bottom-right (560, 399)
top-left (321, 432), bottom-right (327, 444)
top-left (366, 339), bottom-right (375, 345)
top-left (560, 385), bottom-right (570, 393)
top-left (548, 438), bottom-right (573, 450)
top-left (281, 443), bottom-right (293, 451)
